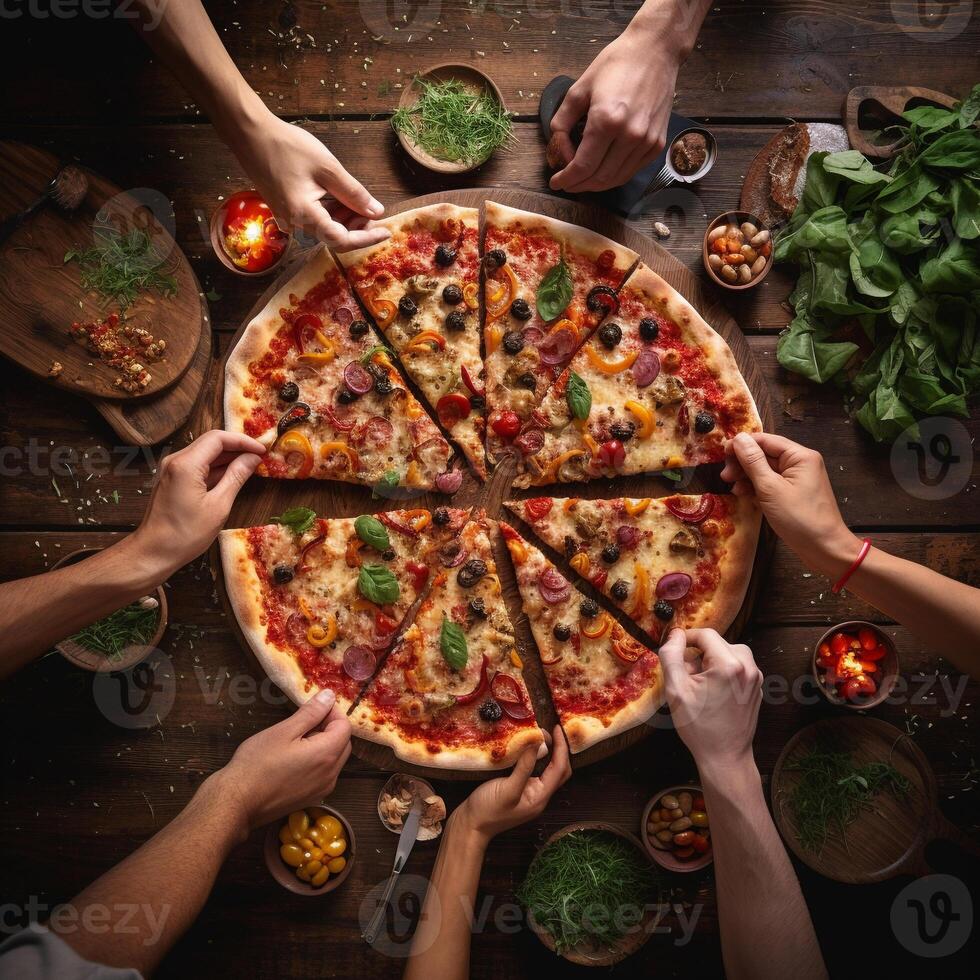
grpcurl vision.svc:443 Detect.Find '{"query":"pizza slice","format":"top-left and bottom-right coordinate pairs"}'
top-left (510, 263), bottom-right (762, 487)
top-left (481, 201), bottom-right (638, 465)
top-left (500, 522), bottom-right (663, 754)
top-left (218, 506), bottom-right (469, 711)
top-left (336, 203), bottom-right (487, 479)
top-left (505, 494), bottom-right (761, 644)
top-left (224, 246), bottom-right (456, 491)
top-left (351, 513), bottom-right (543, 769)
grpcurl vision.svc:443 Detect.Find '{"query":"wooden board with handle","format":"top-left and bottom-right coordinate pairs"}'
top-left (207, 188), bottom-right (775, 779)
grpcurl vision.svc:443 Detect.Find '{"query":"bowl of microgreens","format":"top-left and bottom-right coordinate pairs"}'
top-left (52, 547), bottom-right (167, 672)
top-left (392, 63), bottom-right (512, 174)
top-left (517, 822), bottom-right (661, 966)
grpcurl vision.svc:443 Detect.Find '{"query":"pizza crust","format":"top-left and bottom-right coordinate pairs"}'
top-left (562, 674), bottom-right (665, 754)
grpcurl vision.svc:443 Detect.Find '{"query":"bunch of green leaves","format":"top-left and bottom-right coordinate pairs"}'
top-left (272, 507), bottom-right (317, 536)
top-left (69, 601), bottom-right (159, 660)
top-left (775, 83), bottom-right (980, 440)
top-left (517, 831), bottom-right (659, 953)
top-left (391, 77), bottom-right (513, 165)
top-left (65, 228), bottom-right (178, 310)
top-left (785, 742), bottom-right (912, 853)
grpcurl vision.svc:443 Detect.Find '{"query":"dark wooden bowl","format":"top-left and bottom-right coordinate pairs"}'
top-left (640, 784), bottom-right (713, 873)
top-left (702, 210), bottom-right (773, 292)
top-left (264, 804), bottom-right (355, 896)
top-left (52, 547), bottom-right (167, 673)
top-left (395, 63), bottom-right (507, 174)
top-left (811, 620), bottom-right (900, 710)
top-left (524, 821), bottom-right (659, 966)
top-left (209, 195), bottom-right (292, 277)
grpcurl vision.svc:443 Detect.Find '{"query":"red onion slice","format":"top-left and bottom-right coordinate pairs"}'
top-left (436, 469), bottom-right (463, 494)
top-left (522, 326), bottom-right (546, 346)
top-left (616, 524), bottom-right (640, 549)
top-left (538, 330), bottom-right (577, 367)
top-left (631, 348), bottom-right (661, 387)
top-left (333, 306), bottom-right (354, 327)
top-left (498, 698), bottom-right (534, 721)
top-left (656, 571), bottom-right (692, 601)
top-left (440, 544), bottom-right (469, 568)
top-left (538, 566), bottom-right (571, 604)
top-left (665, 494), bottom-right (715, 524)
top-left (343, 361), bottom-right (374, 394)
top-left (491, 673), bottom-right (522, 703)
top-left (343, 645), bottom-right (377, 680)
top-left (514, 428), bottom-right (545, 456)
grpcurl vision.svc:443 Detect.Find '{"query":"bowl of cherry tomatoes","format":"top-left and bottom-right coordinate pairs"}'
top-left (812, 621), bottom-right (899, 710)
top-left (265, 804), bottom-right (354, 896)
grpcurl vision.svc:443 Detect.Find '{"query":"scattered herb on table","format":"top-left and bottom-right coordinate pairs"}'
top-left (774, 82), bottom-right (980, 441)
top-left (391, 77), bottom-right (513, 165)
top-left (68, 599), bottom-right (159, 660)
top-left (785, 742), bottom-right (912, 853)
top-left (65, 228), bottom-right (178, 310)
top-left (517, 830), bottom-right (659, 953)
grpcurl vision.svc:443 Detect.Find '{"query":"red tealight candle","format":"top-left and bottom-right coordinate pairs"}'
top-left (217, 190), bottom-right (289, 274)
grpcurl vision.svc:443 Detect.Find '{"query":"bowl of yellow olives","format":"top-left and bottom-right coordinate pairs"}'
top-left (264, 804), bottom-right (354, 895)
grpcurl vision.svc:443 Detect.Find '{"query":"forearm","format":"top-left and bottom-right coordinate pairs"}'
top-left (699, 759), bottom-right (826, 980)
top-left (58, 771), bottom-right (246, 974)
top-left (0, 533), bottom-right (171, 678)
top-left (130, 0), bottom-right (268, 143)
top-left (403, 812), bottom-right (489, 980)
top-left (629, 0), bottom-right (714, 58)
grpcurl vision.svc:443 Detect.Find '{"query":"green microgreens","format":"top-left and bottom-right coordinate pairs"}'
top-left (68, 601), bottom-right (159, 660)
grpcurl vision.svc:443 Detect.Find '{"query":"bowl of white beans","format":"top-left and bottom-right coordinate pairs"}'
top-left (702, 211), bottom-right (773, 290)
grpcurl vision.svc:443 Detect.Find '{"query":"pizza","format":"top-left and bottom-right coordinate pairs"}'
top-left (500, 522), bottom-right (663, 753)
top-left (336, 204), bottom-right (487, 479)
top-left (505, 494), bottom-right (761, 644)
top-left (481, 201), bottom-right (639, 465)
top-left (224, 246), bottom-right (455, 491)
top-left (510, 263), bottom-right (762, 487)
top-left (351, 513), bottom-right (543, 769)
top-left (218, 506), bottom-right (468, 712)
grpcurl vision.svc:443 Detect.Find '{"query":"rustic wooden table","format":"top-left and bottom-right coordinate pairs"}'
top-left (1, 3), bottom-right (978, 977)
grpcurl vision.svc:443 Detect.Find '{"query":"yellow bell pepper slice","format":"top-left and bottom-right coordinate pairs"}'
top-left (486, 265), bottom-right (519, 320)
top-left (586, 346), bottom-right (639, 374)
top-left (297, 331), bottom-right (336, 366)
top-left (462, 281), bottom-right (480, 310)
top-left (542, 449), bottom-right (587, 483)
top-left (299, 597), bottom-right (316, 622)
top-left (405, 460), bottom-right (422, 486)
top-left (547, 318), bottom-right (578, 342)
top-left (569, 552), bottom-right (591, 576)
top-left (624, 497), bottom-right (651, 516)
top-left (509, 649), bottom-right (523, 669)
top-left (625, 400), bottom-right (655, 438)
top-left (581, 612), bottom-right (611, 640)
top-left (306, 622), bottom-right (330, 647)
top-left (583, 433), bottom-right (600, 458)
top-left (629, 564), bottom-right (649, 618)
top-left (485, 323), bottom-right (503, 356)
top-left (319, 442), bottom-right (360, 472)
top-left (506, 537), bottom-right (527, 564)
top-left (406, 398), bottom-right (424, 420)
top-left (276, 430), bottom-right (314, 478)
top-left (562, 498), bottom-right (579, 513)
top-left (404, 330), bottom-right (446, 353)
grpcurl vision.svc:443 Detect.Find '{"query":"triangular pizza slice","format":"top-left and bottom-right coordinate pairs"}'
top-left (336, 204), bottom-right (488, 479)
top-left (500, 522), bottom-right (663, 754)
top-left (351, 513), bottom-right (542, 769)
top-left (224, 246), bottom-right (455, 491)
top-left (481, 201), bottom-right (638, 465)
top-left (505, 494), bottom-right (760, 644)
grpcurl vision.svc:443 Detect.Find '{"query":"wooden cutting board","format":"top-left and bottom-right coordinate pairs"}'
top-left (0, 141), bottom-right (205, 402)
top-left (207, 188), bottom-right (775, 779)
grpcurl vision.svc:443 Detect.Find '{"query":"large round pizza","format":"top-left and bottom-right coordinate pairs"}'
top-left (219, 199), bottom-right (763, 771)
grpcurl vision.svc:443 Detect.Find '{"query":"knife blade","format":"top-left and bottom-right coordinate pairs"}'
top-left (363, 797), bottom-right (422, 945)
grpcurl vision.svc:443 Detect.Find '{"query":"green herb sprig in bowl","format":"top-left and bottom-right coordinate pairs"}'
top-left (68, 597), bottom-right (160, 661)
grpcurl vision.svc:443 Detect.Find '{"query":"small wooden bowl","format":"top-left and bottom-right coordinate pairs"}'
top-left (52, 547), bottom-right (167, 673)
top-left (264, 805), bottom-right (355, 897)
top-left (209, 194), bottom-right (292, 277)
top-left (811, 620), bottom-right (900, 711)
top-left (395, 63), bottom-right (507, 174)
top-left (640, 785), bottom-right (713, 873)
top-left (525, 821), bottom-right (658, 966)
top-left (702, 210), bottom-right (773, 291)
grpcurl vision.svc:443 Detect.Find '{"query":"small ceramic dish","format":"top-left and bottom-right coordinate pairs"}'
top-left (702, 210), bottom-right (773, 291)
top-left (664, 127), bottom-right (717, 183)
top-left (209, 193), bottom-right (292, 277)
top-left (640, 784), bottom-right (713, 873)
top-left (811, 620), bottom-right (900, 711)
top-left (52, 547), bottom-right (167, 673)
top-left (395, 62), bottom-right (507, 174)
top-left (377, 773), bottom-right (445, 841)
top-left (264, 804), bottom-right (355, 896)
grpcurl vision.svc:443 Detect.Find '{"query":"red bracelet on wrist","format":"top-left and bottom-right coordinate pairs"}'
top-left (832, 538), bottom-right (871, 594)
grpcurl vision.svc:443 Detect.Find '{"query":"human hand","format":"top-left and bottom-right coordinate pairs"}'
top-left (659, 628), bottom-right (762, 775)
top-left (548, 28), bottom-right (681, 193)
top-left (721, 432), bottom-right (861, 579)
top-left (233, 111), bottom-right (390, 250)
top-left (214, 689), bottom-right (352, 833)
top-left (453, 727), bottom-right (571, 841)
top-left (131, 429), bottom-right (265, 577)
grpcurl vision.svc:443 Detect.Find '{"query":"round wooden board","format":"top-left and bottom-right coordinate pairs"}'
top-left (208, 189), bottom-right (775, 781)
top-left (771, 716), bottom-right (977, 883)
top-left (0, 141), bottom-right (205, 402)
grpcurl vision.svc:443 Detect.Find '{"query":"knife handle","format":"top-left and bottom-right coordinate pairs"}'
top-left (362, 869), bottom-right (400, 946)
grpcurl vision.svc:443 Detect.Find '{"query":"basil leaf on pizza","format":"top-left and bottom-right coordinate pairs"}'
top-left (355, 515), bottom-right (390, 551)
top-left (537, 254), bottom-right (573, 321)
top-left (566, 371), bottom-right (592, 420)
top-left (271, 506), bottom-right (317, 536)
top-left (440, 615), bottom-right (468, 671)
top-left (358, 563), bottom-right (400, 605)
